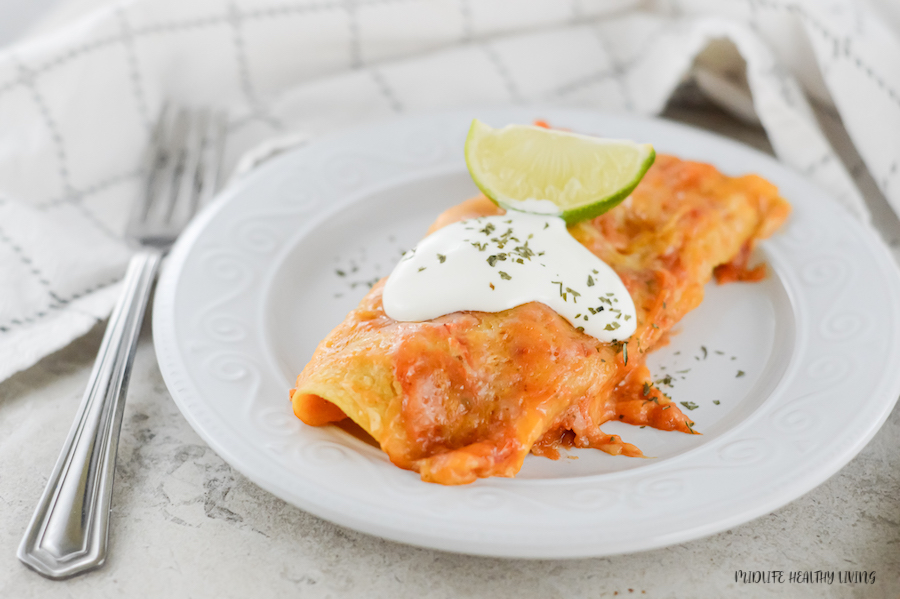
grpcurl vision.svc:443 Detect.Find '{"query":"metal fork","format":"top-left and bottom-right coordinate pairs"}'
top-left (17, 106), bottom-right (227, 580)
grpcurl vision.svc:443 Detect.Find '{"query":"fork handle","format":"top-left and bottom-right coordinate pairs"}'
top-left (18, 250), bottom-right (162, 579)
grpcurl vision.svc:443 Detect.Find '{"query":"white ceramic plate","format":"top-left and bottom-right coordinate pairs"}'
top-left (153, 109), bottom-right (900, 558)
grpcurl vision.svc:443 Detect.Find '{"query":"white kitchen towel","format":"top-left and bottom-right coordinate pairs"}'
top-left (0, 0), bottom-right (897, 382)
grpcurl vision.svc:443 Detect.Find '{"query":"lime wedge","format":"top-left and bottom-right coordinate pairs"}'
top-left (464, 119), bottom-right (655, 224)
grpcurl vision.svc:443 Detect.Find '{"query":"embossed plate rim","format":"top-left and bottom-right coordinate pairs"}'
top-left (153, 108), bottom-right (900, 558)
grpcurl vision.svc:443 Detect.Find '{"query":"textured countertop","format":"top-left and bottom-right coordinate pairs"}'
top-left (2, 102), bottom-right (900, 598)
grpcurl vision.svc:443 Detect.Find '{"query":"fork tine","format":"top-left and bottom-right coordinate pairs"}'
top-left (130, 103), bottom-right (171, 233)
top-left (169, 108), bottom-right (207, 230)
top-left (197, 109), bottom-right (228, 209)
top-left (153, 108), bottom-right (191, 225)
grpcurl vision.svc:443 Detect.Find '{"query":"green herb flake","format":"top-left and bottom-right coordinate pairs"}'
top-left (565, 287), bottom-right (581, 303)
top-left (662, 405), bottom-right (671, 411)
top-left (642, 382), bottom-right (651, 397)
top-left (680, 401), bottom-right (699, 411)
top-left (552, 281), bottom-right (566, 301)
top-left (736, 370), bottom-right (745, 378)
top-left (655, 374), bottom-right (674, 387)
top-left (437, 254), bottom-right (446, 263)
top-left (471, 242), bottom-right (487, 251)
top-left (418, 267), bottom-right (426, 272)
top-left (336, 269), bottom-right (346, 277)
top-left (713, 400), bottom-right (721, 405)
top-left (701, 346), bottom-right (707, 359)
top-left (511, 241), bottom-right (535, 261)
top-left (499, 271), bottom-right (511, 280)
top-left (587, 275), bottom-right (595, 287)
top-left (604, 322), bottom-right (620, 331)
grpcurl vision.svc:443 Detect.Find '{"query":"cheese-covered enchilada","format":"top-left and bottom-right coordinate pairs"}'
top-left (290, 153), bottom-right (790, 485)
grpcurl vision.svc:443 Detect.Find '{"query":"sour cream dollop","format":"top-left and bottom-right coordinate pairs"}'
top-left (382, 212), bottom-right (636, 342)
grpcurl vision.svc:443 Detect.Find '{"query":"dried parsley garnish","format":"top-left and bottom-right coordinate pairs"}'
top-left (552, 281), bottom-right (567, 300)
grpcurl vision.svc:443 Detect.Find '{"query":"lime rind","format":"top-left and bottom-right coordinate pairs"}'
top-left (464, 119), bottom-right (655, 225)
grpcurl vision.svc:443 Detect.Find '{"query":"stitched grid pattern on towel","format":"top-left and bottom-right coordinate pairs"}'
top-left (0, 0), bottom-right (897, 381)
